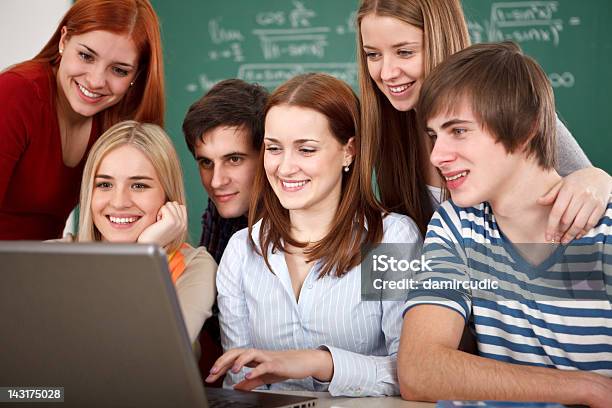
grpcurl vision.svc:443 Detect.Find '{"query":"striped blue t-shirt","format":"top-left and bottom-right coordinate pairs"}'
top-left (404, 200), bottom-right (612, 377)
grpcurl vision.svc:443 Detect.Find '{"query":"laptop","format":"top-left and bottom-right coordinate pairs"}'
top-left (0, 242), bottom-right (317, 408)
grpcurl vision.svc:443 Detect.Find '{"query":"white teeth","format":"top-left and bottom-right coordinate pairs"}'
top-left (388, 83), bottom-right (412, 93)
top-left (282, 180), bottom-right (307, 189)
top-left (445, 171), bottom-right (468, 181)
top-left (109, 216), bottom-right (138, 224)
top-left (389, 85), bottom-right (408, 93)
top-left (78, 83), bottom-right (102, 98)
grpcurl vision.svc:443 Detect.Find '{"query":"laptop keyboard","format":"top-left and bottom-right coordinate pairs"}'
top-left (208, 397), bottom-right (261, 408)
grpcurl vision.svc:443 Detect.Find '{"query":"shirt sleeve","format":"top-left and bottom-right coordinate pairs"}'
top-left (403, 204), bottom-right (472, 322)
top-left (175, 247), bottom-right (217, 345)
top-left (320, 295), bottom-right (406, 397)
top-left (216, 232), bottom-right (253, 387)
top-left (0, 72), bottom-right (33, 203)
top-left (320, 214), bottom-right (422, 397)
top-left (555, 114), bottom-right (591, 176)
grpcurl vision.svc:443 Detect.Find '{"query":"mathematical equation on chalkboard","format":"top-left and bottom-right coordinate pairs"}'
top-left (185, 0), bottom-right (578, 93)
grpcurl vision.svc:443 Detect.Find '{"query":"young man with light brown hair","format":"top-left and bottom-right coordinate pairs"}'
top-left (399, 41), bottom-right (612, 407)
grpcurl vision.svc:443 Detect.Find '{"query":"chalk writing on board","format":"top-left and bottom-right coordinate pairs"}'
top-left (467, 1), bottom-right (581, 47)
top-left (549, 72), bottom-right (575, 88)
top-left (189, 0), bottom-right (581, 93)
top-left (208, 43), bottom-right (245, 62)
top-left (186, 74), bottom-right (228, 93)
top-left (207, 17), bottom-right (246, 62)
top-left (209, 18), bottom-right (244, 44)
top-left (484, 1), bottom-right (568, 46)
top-left (237, 63), bottom-right (357, 88)
top-left (256, 1), bottom-right (316, 28)
top-left (253, 27), bottom-right (330, 60)
top-left (186, 0), bottom-right (358, 92)
top-left (252, 2), bottom-right (330, 60)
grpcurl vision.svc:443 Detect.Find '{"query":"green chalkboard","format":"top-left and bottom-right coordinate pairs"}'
top-left (150, 0), bottom-right (612, 244)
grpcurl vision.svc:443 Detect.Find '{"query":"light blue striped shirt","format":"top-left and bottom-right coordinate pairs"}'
top-left (217, 212), bottom-right (421, 396)
top-left (405, 200), bottom-right (612, 376)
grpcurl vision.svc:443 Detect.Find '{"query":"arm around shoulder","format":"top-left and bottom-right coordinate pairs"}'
top-left (554, 116), bottom-right (590, 176)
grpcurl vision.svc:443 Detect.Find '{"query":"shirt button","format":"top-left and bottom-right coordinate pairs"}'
top-left (307, 284), bottom-right (313, 289)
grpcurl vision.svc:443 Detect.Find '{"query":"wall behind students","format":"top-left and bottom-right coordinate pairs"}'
top-left (0, 0), bottom-right (72, 70)
top-left (151, 0), bottom-right (612, 244)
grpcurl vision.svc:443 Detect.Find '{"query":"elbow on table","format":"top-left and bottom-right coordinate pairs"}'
top-left (398, 358), bottom-right (434, 402)
top-left (398, 377), bottom-right (432, 402)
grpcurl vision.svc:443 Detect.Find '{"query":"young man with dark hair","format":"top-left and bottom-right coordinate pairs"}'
top-left (183, 79), bottom-right (269, 385)
top-left (398, 42), bottom-right (611, 406)
top-left (183, 79), bottom-right (269, 263)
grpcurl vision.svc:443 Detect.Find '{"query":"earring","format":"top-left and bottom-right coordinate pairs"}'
top-left (129, 81), bottom-right (134, 87)
top-left (59, 48), bottom-right (63, 55)
top-left (344, 165), bottom-right (350, 173)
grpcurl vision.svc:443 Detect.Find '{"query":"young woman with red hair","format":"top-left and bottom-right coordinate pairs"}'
top-left (206, 73), bottom-right (421, 396)
top-left (0, 0), bottom-right (164, 240)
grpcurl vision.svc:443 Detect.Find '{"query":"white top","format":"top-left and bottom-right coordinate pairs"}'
top-left (216, 213), bottom-right (422, 396)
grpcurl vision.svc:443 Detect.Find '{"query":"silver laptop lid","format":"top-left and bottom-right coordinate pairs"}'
top-left (0, 242), bottom-right (207, 408)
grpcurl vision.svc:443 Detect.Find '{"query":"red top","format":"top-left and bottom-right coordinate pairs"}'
top-left (0, 64), bottom-right (99, 240)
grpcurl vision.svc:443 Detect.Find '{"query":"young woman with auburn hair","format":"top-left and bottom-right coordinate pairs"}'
top-left (0, 0), bottom-right (165, 240)
top-left (357, 0), bottom-right (611, 242)
top-left (205, 73), bottom-right (421, 396)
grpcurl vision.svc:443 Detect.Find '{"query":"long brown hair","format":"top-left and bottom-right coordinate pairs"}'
top-left (10, 0), bottom-right (164, 130)
top-left (356, 0), bottom-right (470, 234)
top-left (248, 73), bottom-right (384, 278)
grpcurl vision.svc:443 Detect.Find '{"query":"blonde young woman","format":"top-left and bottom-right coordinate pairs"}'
top-left (357, 0), bottom-right (611, 241)
top-left (77, 120), bottom-right (216, 344)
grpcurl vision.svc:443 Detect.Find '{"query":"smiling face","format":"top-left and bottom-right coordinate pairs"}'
top-left (56, 29), bottom-right (139, 118)
top-left (263, 105), bottom-right (354, 215)
top-left (427, 102), bottom-right (523, 208)
top-left (91, 144), bottom-right (166, 242)
top-left (194, 126), bottom-right (259, 218)
top-left (360, 14), bottom-right (424, 112)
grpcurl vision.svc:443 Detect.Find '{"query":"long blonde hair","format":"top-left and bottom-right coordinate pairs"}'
top-left (356, 0), bottom-right (470, 234)
top-left (78, 120), bottom-right (186, 252)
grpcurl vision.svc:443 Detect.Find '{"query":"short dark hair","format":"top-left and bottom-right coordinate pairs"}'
top-left (182, 79), bottom-right (269, 156)
top-left (417, 41), bottom-right (556, 169)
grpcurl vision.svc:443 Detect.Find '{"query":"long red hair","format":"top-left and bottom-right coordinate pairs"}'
top-left (11, 0), bottom-right (164, 129)
top-left (248, 73), bottom-right (384, 278)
